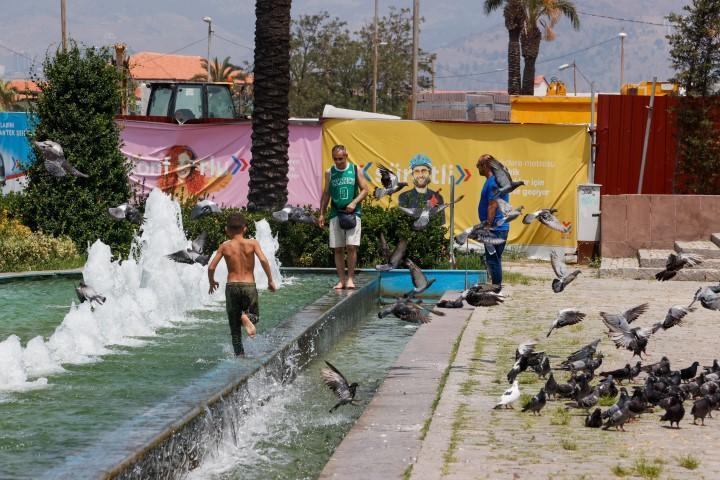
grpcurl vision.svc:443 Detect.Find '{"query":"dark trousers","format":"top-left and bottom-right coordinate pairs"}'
top-left (484, 230), bottom-right (508, 286)
top-left (225, 282), bottom-right (259, 356)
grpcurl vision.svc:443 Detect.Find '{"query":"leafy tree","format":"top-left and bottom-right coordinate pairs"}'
top-left (0, 79), bottom-right (17, 111)
top-left (24, 42), bottom-right (135, 254)
top-left (667, 0), bottom-right (720, 193)
top-left (484, 0), bottom-right (525, 95)
top-left (192, 56), bottom-right (245, 83)
top-left (248, 0), bottom-right (292, 211)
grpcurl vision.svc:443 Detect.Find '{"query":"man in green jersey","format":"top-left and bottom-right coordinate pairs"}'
top-left (319, 145), bottom-right (370, 290)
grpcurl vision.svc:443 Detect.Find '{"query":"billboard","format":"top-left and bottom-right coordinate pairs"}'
top-left (0, 112), bottom-right (31, 194)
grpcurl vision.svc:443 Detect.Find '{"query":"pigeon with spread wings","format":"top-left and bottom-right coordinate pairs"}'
top-left (398, 195), bottom-right (464, 230)
top-left (485, 157), bottom-right (525, 199)
top-left (321, 361), bottom-right (359, 413)
top-left (550, 250), bottom-right (581, 293)
top-left (374, 165), bottom-right (408, 200)
top-left (523, 208), bottom-right (571, 233)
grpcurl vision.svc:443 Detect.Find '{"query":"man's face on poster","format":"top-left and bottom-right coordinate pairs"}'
top-left (412, 166), bottom-right (431, 188)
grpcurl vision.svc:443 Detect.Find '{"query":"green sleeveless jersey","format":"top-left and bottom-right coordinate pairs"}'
top-left (329, 163), bottom-right (362, 219)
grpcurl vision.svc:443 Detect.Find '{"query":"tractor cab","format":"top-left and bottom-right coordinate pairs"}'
top-left (145, 81), bottom-right (237, 122)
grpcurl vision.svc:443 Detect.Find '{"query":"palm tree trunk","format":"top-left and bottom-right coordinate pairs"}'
top-left (248, 0), bottom-right (292, 211)
top-left (520, 25), bottom-right (541, 95)
top-left (507, 27), bottom-right (522, 95)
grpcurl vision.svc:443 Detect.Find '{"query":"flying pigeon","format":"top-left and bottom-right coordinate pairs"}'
top-left (34, 140), bottom-right (89, 178)
top-left (321, 361), bottom-right (359, 412)
top-left (522, 208), bottom-right (570, 233)
top-left (563, 339), bottom-right (601, 364)
top-left (655, 252), bottom-right (703, 281)
top-left (190, 199), bottom-right (221, 220)
top-left (453, 224), bottom-right (507, 247)
top-left (585, 408), bottom-right (603, 428)
top-left (404, 259), bottom-right (436, 298)
top-left (653, 305), bottom-right (695, 331)
top-left (485, 157), bottom-right (525, 199)
top-left (166, 231), bottom-right (210, 266)
top-left (521, 387), bottom-right (547, 415)
top-left (494, 198), bottom-right (524, 226)
top-left (494, 380), bottom-right (520, 409)
top-left (546, 308), bottom-right (586, 337)
top-left (272, 205), bottom-right (318, 225)
top-left (600, 303), bottom-right (656, 358)
top-left (549, 250), bottom-right (581, 293)
top-left (398, 195), bottom-right (464, 230)
top-left (375, 233), bottom-right (408, 271)
top-left (76, 281), bottom-right (106, 306)
top-left (374, 165), bottom-right (407, 199)
top-left (377, 297), bottom-right (444, 324)
top-left (689, 285), bottom-right (720, 311)
top-left (108, 203), bottom-right (143, 225)
top-left (507, 341), bottom-right (537, 384)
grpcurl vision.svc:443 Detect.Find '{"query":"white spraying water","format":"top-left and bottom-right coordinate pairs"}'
top-left (0, 188), bottom-right (283, 392)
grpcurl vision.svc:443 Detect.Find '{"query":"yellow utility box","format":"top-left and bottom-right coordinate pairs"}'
top-left (621, 81), bottom-right (678, 96)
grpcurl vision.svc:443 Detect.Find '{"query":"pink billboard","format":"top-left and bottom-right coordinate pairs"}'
top-left (119, 120), bottom-right (323, 208)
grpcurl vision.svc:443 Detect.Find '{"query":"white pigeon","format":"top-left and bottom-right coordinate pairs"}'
top-left (494, 380), bottom-right (520, 409)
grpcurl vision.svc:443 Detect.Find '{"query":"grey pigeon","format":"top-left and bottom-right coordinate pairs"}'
top-left (494, 198), bottom-right (524, 226)
top-left (559, 357), bottom-right (603, 375)
top-left (321, 361), bottom-right (359, 412)
top-left (531, 354), bottom-right (552, 378)
top-left (166, 231), bottom-right (209, 266)
top-left (398, 195), bottom-right (464, 230)
top-left (436, 297), bottom-right (465, 309)
top-left (691, 396), bottom-right (713, 425)
top-left (461, 288), bottom-right (504, 307)
top-left (585, 408), bottom-right (603, 428)
top-left (374, 165), bottom-right (407, 199)
top-left (521, 387), bottom-right (547, 415)
top-left (454, 224), bottom-right (507, 247)
top-left (507, 341), bottom-right (536, 384)
top-left (545, 373), bottom-right (560, 398)
top-left (486, 157), bottom-right (525, 198)
top-left (600, 303), bottom-right (656, 358)
top-left (641, 356), bottom-right (671, 376)
top-left (563, 339), bottom-right (601, 364)
top-left (602, 388), bottom-right (630, 419)
top-left (654, 305), bottom-right (695, 331)
top-left (689, 285), bottom-right (720, 311)
top-left (190, 199), bottom-right (220, 220)
top-left (108, 203), bottom-right (143, 225)
top-left (550, 250), bottom-right (581, 293)
top-left (566, 386), bottom-right (600, 409)
top-left (602, 405), bottom-right (633, 431)
top-left (377, 297), bottom-right (444, 324)
top-left (76, 281), bottom-right (106, 306)
top-left (600, 363), bottom-right (633, 385)
top-left (404, 259), bottom-right (436, 298)
top-left (272, 205), bottom-right (318, 225)
top-left (34, 140), bottom-right (89, 178)
top-left (547, 308), bottom-right (586, 337)
top-left (522, 208), bottom-right (570, 233)
top-left (375, 234), bottom-right (407, 271)
top-left (655, 252), bottom-right (703, 281)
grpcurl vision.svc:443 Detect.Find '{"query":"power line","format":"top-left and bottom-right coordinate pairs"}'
top-left (0, 41), bottom-right (34, 61)
top-left (577, 10), bottom-right (667, 27)
top-left (213, 32), bottom-right (253, 52)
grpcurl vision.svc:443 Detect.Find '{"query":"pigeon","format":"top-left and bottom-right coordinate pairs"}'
top-left (507, 341), bottom-right (538, 383)
top-left (598, 375), bottom-right (619, 398)
top-left (436, 297), bottom-right (465, 309)
top-left (108, 203), bottom-right (143, 225)
top-left (271, 205), bottom-right (318, 225)
top-left (704, 359), bottom-right (720, 374)
top-left (404, 259), bottom-right (436, 298)
top-left (602, 405), bottom-right (633, 431)
top-left (653, 305), bottom-right (695, 331)
top-left (521, 387), bottom-right (547, 415)
top-left (494, 198), bottom-right (524, 226)
top-left (689, 285), bottom-right (720, 311)
top-left (494, 380), bottom-right (520, 409)
top-left (461, 288), bottom-right (504, 307)
top-left (641, 356), bottom-right (671, 376)
top-left (563, 339), bottom-right (601, 364)
top-left (544, 373), bottom-right (560, 398)
top-left (522, 208), bottom-right (570, 233)
top-left (453, 224), bottom-right (507, 247)
top-left (566, 386), bottom-right (600, 409)
top-left (559, 357), bottom-right (603, 375)
top-left (602, 388), bottom-right (630, 419)
top-left (76, 281), bottom-right (106, 306)
top-left (659, 393), bottom-right (685, 428)
top-left (600, 303), bottom-right (655, 358)
top-left (680, 362), bottom-right (700, 382)
top-left (585, 408), bottom-right (603, 428)
top-left (600, 364), bottom-right (633, 384)
top-left (398, 195), bottom-right (464, 230)
top-left (485, 157), bottom-right (525, 199)
top-left (546, 308), bottom-right (586, 337)
top-left (655, 252), bottom-right (703, 281)
top-left (549, 250), bottom-right (581, 293)
top-left (166, 231), bottom-right (209, 266)
top-left (691, 396), bottom-right (713, 426)
top-left (34, 140), bottom-right (89, 178)
top-left (377, 297), bottom-right (443, 324)
top-left (374, 165), bottom-right (407, 199)
top-left (531, 354), bottom-right (552, 378)
top-left (375, 234), bottom-right (407, 271)
top-left (190, 199), bottom-right (220, 220)
top-left (321, 361), bottom-right (359, 412)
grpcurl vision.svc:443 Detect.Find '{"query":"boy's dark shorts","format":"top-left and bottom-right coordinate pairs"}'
top-left (225, 282), bottom-right (259, 324)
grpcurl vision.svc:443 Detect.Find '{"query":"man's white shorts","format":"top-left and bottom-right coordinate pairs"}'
top-left (329, 216), bottom-right (361, 248)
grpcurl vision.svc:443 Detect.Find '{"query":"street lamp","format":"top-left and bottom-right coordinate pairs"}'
top-left (618, 31), bottom-right (627, 92)
top-left (203, 16), bottom-right (213, 82)
top-left (558, 62), bottom-right (577, 96)
top-left (559, 61), bottom-right (597, 181)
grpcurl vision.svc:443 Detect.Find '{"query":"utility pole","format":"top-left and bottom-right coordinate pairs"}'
top-left (411, 0), bottom-right (419, 119)
top-left (203, 17), bottom-right (213, 82)
top-left (372, 0), bottom-right (379, 112)
top-left (61, 0), bottom-right (67, 52)
top-left (619, 31), bottom-right (627, 92)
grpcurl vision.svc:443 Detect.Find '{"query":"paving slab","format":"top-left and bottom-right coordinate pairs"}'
top-left (712, 233), bottom-right (720, 248)
top-left (675, 240), bottom-right (720, 258)
top-left (637, 249), bottom-right (674, 268)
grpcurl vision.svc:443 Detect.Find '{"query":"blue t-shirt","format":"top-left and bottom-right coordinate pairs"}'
top-left (478, 175), bottom-right (510, 231)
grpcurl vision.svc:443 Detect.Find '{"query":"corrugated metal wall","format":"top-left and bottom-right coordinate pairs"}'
top-left (594, 94), bottom-right (678, 195)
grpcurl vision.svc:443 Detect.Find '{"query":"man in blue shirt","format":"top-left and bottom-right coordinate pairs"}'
top-left (476, 154), bottom-right (510, 288)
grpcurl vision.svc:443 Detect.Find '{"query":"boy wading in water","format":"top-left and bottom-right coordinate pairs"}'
top-left (208, 213), bottom-right (277, 356)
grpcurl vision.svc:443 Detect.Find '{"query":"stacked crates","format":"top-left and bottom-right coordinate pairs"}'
top-left (415, 91), bottom-right (512, 123)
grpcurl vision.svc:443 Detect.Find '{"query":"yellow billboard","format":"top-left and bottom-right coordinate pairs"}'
top-left (322, 119), bottom-right (589, 252)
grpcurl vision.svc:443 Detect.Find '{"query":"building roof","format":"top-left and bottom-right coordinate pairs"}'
top-left (9, 79), bottom-right (40, 93)
top-left (129, 52), bottom-right (207, 81)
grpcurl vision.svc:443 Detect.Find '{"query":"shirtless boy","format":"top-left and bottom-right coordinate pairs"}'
top-left (208, 213), bottom-right (277, 356)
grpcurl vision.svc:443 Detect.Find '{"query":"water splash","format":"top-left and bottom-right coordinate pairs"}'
top-left (0, 188), bottom-right (282, 392)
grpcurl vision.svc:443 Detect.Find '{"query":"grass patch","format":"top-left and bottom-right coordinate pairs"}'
top-left (560, 439), bottom-right (577, 451)
top-left (678, 454), bottom-right (699, 470)
top-left (518, 374), bottom-right (539, 385)
top-left (598, 395), bottom-right (618, 407)
top-left (503, 270), bottom-right (534, 285)
top-left (468, 334), bottom-right (486, 375)
top-left (519, 392), bottom-right (533, 407)
top-left (633, 457), bottom-right (662, 479)
top-left (459, 379), bottom-right (479, 396)
top-left (420, 318), bottom-right (469, 440)
top-left (611, 465), bottom-right (631, 477)
top-left (568, 323), bottom-right (584, 333)
top-left (402, 463), bottom-right (414, 480)
top-left (550, 406), bottom-right (571, 426)
top-left (441, 403), bottom-right (470, 475)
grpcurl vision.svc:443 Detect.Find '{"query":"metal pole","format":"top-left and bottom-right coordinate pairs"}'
top-left (573, 62), bottom-right (577, 96)
top-left (638, 76), bottom-right (657, 194)
top-left (589, 82), bottom-right (596, 183)
top-left (619, 32), bottom-right (626, 92)
top-left (449, 174), bottom-right (455, 269)
top-left (207, 20), bottom-right (212, 82)
top-left (411, 0), bottom-right (419, 119)
top-left (372, 0), bottom-right (379, 113)
top-left (61, 0), bottom-right (67, 52)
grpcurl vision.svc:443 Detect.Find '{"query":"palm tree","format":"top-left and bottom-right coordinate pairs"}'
top-left (0, 80), bottom-right (16, 111)
top-left (192, 56), bottom-right (245, 83)
top-left (484, 0), bottom-right (526, 95)
top-left (520, 0), bottom-right (580, 95)
top-left (247, 0), bottom-right (292, 211)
